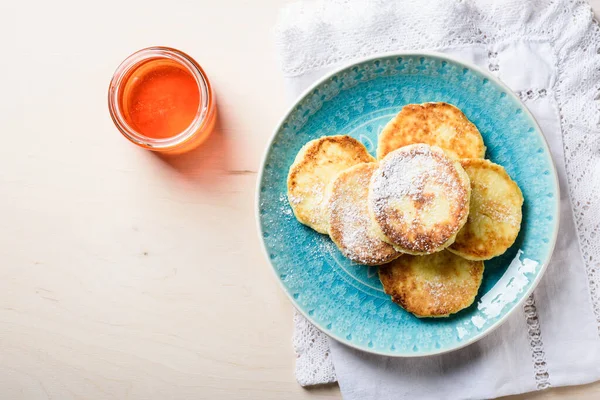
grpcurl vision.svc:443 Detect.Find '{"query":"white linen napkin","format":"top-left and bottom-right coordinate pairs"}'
top-left (275, 0), bottom-right (600, 398)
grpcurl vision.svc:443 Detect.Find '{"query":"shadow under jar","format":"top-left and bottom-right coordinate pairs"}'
top-left (108, 46), bottom-right (216, 154)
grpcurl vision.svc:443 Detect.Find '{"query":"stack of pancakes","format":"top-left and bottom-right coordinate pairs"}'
top-left (287, 103), bottom-right (524, 318)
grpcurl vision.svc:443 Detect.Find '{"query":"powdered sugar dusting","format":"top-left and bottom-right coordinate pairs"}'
top-left (288, 193), bottom-right (303, 205)
top-left (288, 181), bottom-right (327, 226)
top-left (473, 190), bottom-right (521, 227)
top-left (372, 149), bottom-right (437, 202)
top-left (279, 193), bottom-right (293, 216)
top-left (424, 280), bottom-right (448, 309)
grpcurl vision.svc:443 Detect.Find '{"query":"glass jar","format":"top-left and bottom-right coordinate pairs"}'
top-left (108, 47), bottom-right (216, 154)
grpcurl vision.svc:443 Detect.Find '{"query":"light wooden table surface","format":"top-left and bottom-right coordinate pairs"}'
top-left (1, 1), bottom-right (599, 399)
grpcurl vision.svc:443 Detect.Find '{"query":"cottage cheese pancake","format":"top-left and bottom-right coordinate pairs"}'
top-left (369, 144), bottom-right (471, 255)
top-left (449, 158), bottom-right (524, 260)
top-left (377, 102), bottom-right (486, 160)
top-left (379, 251), bottom-right (484, 317)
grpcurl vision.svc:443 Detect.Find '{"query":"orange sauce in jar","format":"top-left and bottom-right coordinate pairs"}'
top-left (109, 47), bottom-right (216, 154)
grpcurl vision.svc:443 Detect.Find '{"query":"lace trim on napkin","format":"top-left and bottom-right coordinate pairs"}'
top-left (571, 16), bottom-right (600, 337)
top-left (277, 0), bottom-right (600, 386)
top-left (293, 310), bottom-right (336, 386)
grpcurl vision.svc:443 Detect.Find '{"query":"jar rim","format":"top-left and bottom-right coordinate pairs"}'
top-left (108, 46), bottom-right (211, 150)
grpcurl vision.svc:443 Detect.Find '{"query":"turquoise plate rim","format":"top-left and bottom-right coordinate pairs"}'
top-left (256, 51), bottom-right (560, 357)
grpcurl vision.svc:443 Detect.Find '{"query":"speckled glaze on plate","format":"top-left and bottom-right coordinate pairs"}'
top-left (256, 52), bottom-right (559, 357)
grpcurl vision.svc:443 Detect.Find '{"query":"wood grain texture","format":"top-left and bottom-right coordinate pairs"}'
top-left (0, 0), bottom-right (599, 399)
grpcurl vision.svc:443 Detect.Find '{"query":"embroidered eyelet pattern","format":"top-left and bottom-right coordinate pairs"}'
top-left (524, 294), bottom-right (552, 389)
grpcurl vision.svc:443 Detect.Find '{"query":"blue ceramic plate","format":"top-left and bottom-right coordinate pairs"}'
top-left (257, 52), bottom-right (559, 356)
